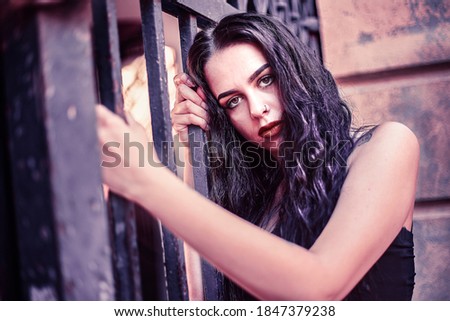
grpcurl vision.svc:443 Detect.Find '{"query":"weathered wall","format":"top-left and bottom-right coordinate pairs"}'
top-left (317, 0), bottom-right (450, 300)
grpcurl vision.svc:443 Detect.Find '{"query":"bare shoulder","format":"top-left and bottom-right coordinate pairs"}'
top-left (348, 121), bottom-right (420, 168)
top-left (371, 121), bottom-right (418, 145)
top-left (337, 121), bottom-right (419, 241)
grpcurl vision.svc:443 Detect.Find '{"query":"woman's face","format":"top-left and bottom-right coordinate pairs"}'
top-left (204, 43), bottom-right (284, 153)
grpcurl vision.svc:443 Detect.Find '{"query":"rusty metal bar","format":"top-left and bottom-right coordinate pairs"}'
top-left (0, 41), bottom-right (21, 299)
top-left (0, 160), bottom-right (20, 299)
top-left (178, 17), bottom-right (209, 199)
top-left (91, 0), bottom-right (142, 301)
top-left (133, 204), bottom-right (169, 300)
top-left (140, 0), bottom-right (176, 172)
top-left (175, 0), bottom-right (239, 21)
top-left (1, 11), bottom-right (63, 300)
top-left (92, 0), bottom-right (125, 116)
top-left (1, 0), bottom-right (114, 300)
top-left (164, 0), bottom-right (240, 25)
top-left (178, 11), bottom-right (219, 300)
top-left (140, 0), bottom-right (188, 301)
top-left (36, 0), bottom-right (115, 299)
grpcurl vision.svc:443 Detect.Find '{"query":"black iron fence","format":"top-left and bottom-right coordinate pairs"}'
top-left (0, 0), bottom-right (320, 300)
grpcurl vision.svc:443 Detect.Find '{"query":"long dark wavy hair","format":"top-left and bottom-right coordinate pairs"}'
top-left (187, 13), bottom-right (360, 300)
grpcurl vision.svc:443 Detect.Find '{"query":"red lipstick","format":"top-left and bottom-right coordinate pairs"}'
top-left (258, 120), bottom-right (283, 138)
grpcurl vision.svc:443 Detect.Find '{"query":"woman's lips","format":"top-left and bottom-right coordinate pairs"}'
top-left (258, 120), bottom-right (283, 138)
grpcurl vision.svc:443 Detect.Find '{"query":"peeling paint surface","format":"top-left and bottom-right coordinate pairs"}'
top-left (318, 0), bottom-right (450, 300)
top-left (318, 0), bottom-right (450, 76)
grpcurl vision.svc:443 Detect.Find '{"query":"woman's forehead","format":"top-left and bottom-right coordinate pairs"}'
top-left (204, 43), bottom-right (268, 93)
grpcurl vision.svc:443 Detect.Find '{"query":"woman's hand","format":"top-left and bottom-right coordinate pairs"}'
top-left (171, 73), bottom-right (209, 145)
top-left (96, 104), bottom-right (158, 200)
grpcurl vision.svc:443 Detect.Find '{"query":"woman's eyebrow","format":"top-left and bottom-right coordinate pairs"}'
top-left (248, 63), bottom-right (270, 83)
top-left (217, 63), bottom-right (271, 101)
top-left (217, 89), bottom-right (238, 102)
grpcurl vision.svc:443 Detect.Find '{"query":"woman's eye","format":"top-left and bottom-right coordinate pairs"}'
top-left (259, 75), bottom-right (274, 88)
top-left (226, 96), bottom-right (242, 109)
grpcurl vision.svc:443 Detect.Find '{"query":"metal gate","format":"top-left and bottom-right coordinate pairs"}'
top-left (0, 0), bottom-right (320, 300)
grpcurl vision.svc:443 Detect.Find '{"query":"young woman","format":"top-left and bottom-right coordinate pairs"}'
top-left (96, 13), bottom-right (419, 300)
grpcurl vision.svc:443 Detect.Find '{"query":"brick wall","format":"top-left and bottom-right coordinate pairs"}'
top-left (317, 0), bottom-right (450, 300)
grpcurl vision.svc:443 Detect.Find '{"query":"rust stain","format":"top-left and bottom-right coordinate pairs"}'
top-left (358, 32), bottom-right (375, 44)
top-left (390, 0), bottom-right (450, 36)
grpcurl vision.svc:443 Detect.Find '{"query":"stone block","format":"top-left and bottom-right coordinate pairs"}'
top-left (317, 0), bottom-right (450, 77)
top-left (340, 71), bottom-right (450, 200)
top-left (412, 202), bottom-right (450, 300)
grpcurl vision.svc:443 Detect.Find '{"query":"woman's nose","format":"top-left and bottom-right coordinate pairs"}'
top-left (249, 101), bottom-right (269, 119)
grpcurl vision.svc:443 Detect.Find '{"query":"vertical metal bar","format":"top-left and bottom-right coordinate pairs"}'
top-left (0, 33), bottom-right (21, 299)
top-left (3, 9), bottom-right (64, 300)
top-left (38, 0), bottom-right (115, 300)
top-left (3, 0), bottom-right (114, 300)
top-left (0, 135), bottom-right (21, 300)
top-left (134, 204), bottom-right (168, 300)
top-left (92, 0), bottom-right (125, 116)
top-left (178, 11), bottom-right (219, 301)
top-left (91, 0), bottom-right (142, 301)
top-left (140, 0), bottom-right (188, 301)
top-left (139, 0), bottom-right (176, 172)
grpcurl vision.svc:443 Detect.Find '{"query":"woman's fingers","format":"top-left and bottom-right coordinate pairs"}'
top-left (96, 104), bottom-right (147, 155)
top-left (171, 100), bottom-right (209, 135)
top-left (171, 99), bottom-right (208, 122)
top-left (176, 84), bottom-right (207, 109)
top-left (173, 72), bottom-right (195, 88)
top-left (174, 73), bottom-right (195, 104)
top-left (174, 73), bottom-right (207, 110)
top-left (197, 86), bottom-right (207, 102)
top-left (172, 73), bottom-right (209, 144)
top-left (96, 104), bottom-right (159, 197)
top-left (171, 111), bottom-right (209, 132)
top-left (171, 99), bottom-right (209, 143)
top-left (171, 112), bottom-right (209, 143)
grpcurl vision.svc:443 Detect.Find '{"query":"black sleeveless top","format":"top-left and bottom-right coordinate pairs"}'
top-left (218, 227), bottom-right (415, 300)
top-left (344, 227), bottom-right (415, 300)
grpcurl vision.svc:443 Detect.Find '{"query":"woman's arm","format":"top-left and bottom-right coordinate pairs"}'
top-left (97, 106), bottom-right (419, 300)
top-left (310, 121), bottom-right (419, 299)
